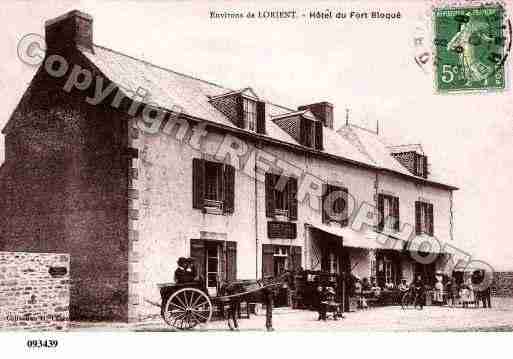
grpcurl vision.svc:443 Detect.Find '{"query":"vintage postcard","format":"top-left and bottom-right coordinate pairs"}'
top-left (0, 0), bottom-right (512, 354)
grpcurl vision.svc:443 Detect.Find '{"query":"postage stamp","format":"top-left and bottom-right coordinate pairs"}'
top-left (433, 4), bottom-right (510, 93)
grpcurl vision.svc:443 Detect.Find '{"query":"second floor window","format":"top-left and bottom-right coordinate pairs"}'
top-left (243, 97), bottom-right (257, 132)
top-left (265, 173), bottom-right (298, 220)
top-left (205, 162), bottom-right (223, 201)
top-left (378, 194), bottom-right (400, 232)
top-left (415, 201), bottom-right (434, 236)
top-left (193, 158), bottom-right (235, 214)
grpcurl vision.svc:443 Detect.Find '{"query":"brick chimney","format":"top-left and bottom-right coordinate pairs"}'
top-left (298, 102), bottom-right (333, 129)
top-left (45, 10), bottom-right (93, 53)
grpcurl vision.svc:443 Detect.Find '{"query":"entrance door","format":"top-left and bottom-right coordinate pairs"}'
top-left (205, 242), bottom-right (220, 296)
top-left (262, 244), bottom-right (302, 307)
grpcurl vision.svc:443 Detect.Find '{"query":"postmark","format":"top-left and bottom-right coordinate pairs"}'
top-left (433, 4), bottom-right (511, 93)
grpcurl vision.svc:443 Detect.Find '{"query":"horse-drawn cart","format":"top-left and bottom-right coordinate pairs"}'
top-left (157, 276), bottom-right (288, 330)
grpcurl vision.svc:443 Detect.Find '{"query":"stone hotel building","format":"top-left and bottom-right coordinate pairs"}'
top-left (0, 10), bottom-right (457, 321)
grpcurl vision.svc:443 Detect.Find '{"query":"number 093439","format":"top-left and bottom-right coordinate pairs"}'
top-left (26, 339), bottom-right (58, 348)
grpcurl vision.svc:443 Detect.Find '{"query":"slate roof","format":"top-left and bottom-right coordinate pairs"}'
top-left (77, 45), bottom-right (456, 190)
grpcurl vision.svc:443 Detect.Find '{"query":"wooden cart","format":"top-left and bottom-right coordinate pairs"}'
top-left (158, 279), bottom-right (282, 330)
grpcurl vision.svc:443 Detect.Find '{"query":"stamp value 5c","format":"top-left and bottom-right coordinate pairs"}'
top-left (434, 4), bottom-right (510, 93)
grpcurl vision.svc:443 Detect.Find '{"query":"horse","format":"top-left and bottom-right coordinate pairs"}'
top-left (217, 271), bottom-right (294, 331)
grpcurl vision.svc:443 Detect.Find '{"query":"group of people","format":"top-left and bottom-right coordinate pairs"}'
top-left (352, 272), bottom-right (493, 309)
top-left (174, 257), bottom-right (198, 284)
top-left (438, 276), bottom-right (492, 308)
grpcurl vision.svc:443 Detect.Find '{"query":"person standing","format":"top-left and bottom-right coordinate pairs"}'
top-left (411, 275), bottom-right (425, 309)
top-left (482, 286), bottom-right (492, 308)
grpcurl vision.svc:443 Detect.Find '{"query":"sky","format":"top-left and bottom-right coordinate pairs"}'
top-left (0, 0), bottom-right (512, 270)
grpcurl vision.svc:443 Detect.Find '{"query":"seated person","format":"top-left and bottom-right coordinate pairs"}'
top-left (385, 279), bottom-right (395, 290)
top-left (318, 286), bottom-right (341, 320)
top-left (186, 257), bottom-right (198, 280)
top-left (361, 277), bottom-right (371, 291)
top-left (174, 257), bottom-right (195, 284)
top-left (370, 277), bottom-right (381, 296)
top-left (398, 279), bottom-right (409, 292)
top-left (354, 279), bottom-right (363, 294)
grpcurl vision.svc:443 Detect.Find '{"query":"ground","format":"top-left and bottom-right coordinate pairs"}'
top-left (70, 297), bottom-right (513, 332)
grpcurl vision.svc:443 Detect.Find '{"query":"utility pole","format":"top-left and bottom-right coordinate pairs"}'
top-left (345, 108), bottom-right (349, 126)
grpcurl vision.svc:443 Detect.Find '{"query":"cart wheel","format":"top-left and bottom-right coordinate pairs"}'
top-left (163, 288), bottom-right (212, 330)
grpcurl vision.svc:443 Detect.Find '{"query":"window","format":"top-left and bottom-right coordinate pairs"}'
top-left (415, 201), bottom-right (434, 236)
top-left (415, 154), bottom-right (428, 178)
top-left (243, 97), bottom-right (257, 132)
top-left (263, 244), bottom-right (302, 279)
top-left (204, 162), bottom-right (222, 201)
top-left (322, 184), bottom-right (348, 226)
top-left (300, 118), bottom-right (323, 150)
top-left (273, 246), bottom-right (290, 276)
top-left (303, 119), bottom-right (313, 147)
top-left (192, 159), bottom-right (235, 214)
top-left (378, 194), bottom-right (400, 232)
top-left (265, 173), bottom-right (298, 220)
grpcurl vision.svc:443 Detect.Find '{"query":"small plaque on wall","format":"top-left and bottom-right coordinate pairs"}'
top-left (267, 221), bottom-right (297, 239)
top-left (48, 266), bottom-right (68, 278)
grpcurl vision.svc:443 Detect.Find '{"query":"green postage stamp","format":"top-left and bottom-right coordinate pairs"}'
top-left (433, 4), bottom-right (510, 93)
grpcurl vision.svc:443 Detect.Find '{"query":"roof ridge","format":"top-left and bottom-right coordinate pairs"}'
top-left (92, 43), bottom-right (232, 91)
top-left (346, 123), bottom-right (378, 135)
top-left (337, 126), bottom-right (376, 165)
top-left (92, 44), bottom-right (302, 115)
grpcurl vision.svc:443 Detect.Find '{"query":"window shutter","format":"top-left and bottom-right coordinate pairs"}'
top-left (288, 177), bottom-right (298, 220)
top-left (190, 239), bottom-right (205, 284)
top-left (223, 164), bottom-right (235, 214)
top-left (256, 101), bottom-right (266, 134)
top-left (322, 184), bottom-right (328, 223)
top-left (428, 203), bottom-right (434, 236)
top-left (192, 158), bottom-right (205, 209)
top-left (219, 242), bottom-right (226, 283)
top-left (393, 197), bottom-right (400, 231)
top-left (225, 241), bottom-right (237, 282)
top-left (236, 94), bottom-right (244, 128)
top-left (341, 187), bottom-right (349, 227)
top-left (314, 120), bottom-right (323, 150)
top-left (299, 117), bottom-right (308, 146)
top-left (377, 194), bottom-right (385, 231)
top-left (265, 173), bottom-right (275, 217)
top-left (262, 244), bottom-right (274, 279)
top-left (422, 155), bottom-right (428, 178)
top-left (290, 246), bottom-right (302, 272)
top-left (415, 201), bottom-right (422, 235)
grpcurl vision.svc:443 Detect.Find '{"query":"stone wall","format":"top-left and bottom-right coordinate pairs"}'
top-left (0, 51), bottom-right (131, 321)
top-left (0, 252), bottom-right (70, 331)
top-left (492, 271), bottom-right (513, 297)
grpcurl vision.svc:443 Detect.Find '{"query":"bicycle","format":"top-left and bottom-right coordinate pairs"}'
top-left (401, 287), bottom-right (425, 310)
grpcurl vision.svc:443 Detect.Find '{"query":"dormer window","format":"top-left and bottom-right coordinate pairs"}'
top-left (300, 117), bottom-right (323, 150)
top-left (415, 154), bottom-right (428, 178)
top-left (243, 97), bottom-right (257, 132)
top-left (389, 145), bottom-right (428, 179)
top-left (209, 87), bottom-right (266, 134)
